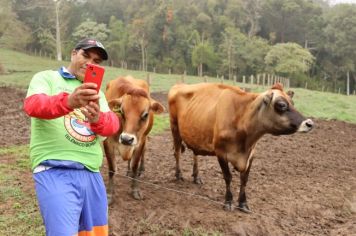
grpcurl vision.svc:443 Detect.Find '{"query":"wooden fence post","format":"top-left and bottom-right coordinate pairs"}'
top-left (203, 76), bottom-right (208, 83)
top-left (233, 75), bottom-right (236, 85)
top-left (146, 73), bottom-right (151, 86)
top-left (267, 74), bottom-right (270, 86)
top-left (221, 75), bottom-right (224, 84)
top-left (250, 75), bottom-right (254, 85)
top-left (243, 76), bottom-right (246, 84)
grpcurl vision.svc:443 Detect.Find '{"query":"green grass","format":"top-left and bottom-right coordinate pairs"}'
top-left (0, 145), bottom-right (45, 236)
top-left (151, 114), bottom-right (171, 135)
top-left (2, 48), bottom-right (356, 123)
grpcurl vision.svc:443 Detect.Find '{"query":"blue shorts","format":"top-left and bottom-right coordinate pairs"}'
top-left (33, 168), bottom-right (108, 236)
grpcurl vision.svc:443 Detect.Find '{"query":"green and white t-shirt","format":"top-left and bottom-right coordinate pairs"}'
top-left (26, 70), bottom-right (110, 172)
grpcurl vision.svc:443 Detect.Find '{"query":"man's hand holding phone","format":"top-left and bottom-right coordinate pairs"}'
top-left (67, 83), bottom-right (99, 109)
top-left (67, 64), bottom-right (105, 122)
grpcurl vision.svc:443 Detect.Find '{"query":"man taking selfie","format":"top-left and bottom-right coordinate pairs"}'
top-left (23, 38), bottom-right (119, 236)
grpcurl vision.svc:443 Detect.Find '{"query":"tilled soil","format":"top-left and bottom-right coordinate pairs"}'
top-left (1, 86), bottom-right (356, 236)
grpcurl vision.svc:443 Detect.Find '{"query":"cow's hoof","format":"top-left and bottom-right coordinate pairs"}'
top-left (126, 170), bottom-right (133, 177)
top-left (131, 190), bottom-right (143, 200)
top-left (138, 171), bottom-right (145, 178)
top-left (193, 177), bottom-right (203, 185)
top-left (175, 173), bottom-right (184, 181)
top-left (237, 202), bottom-right (252, 214)
top-left (223, 202), bottom-right (234, 211)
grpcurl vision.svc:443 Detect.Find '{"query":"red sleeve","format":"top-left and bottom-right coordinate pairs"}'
top-left (23, 93), bottom-right (73, 119)
top-left (90, 111), bottom-right (120, 137)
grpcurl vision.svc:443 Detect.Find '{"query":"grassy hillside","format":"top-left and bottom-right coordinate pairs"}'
top-left (1, 48), bottom-right (356, 123)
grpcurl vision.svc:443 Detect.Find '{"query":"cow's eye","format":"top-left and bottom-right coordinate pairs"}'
top-left (141, 111), bottom-right (149, 121)
top-left (275, 101), bottom-right (288, 112)
top-left (117, 108), bottom-right (125, 120)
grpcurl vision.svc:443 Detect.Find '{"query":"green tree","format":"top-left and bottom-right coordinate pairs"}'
top-left (191, 33), bottom-right (217, 77)
top-left (322, 4), bottom-right (356, 93)
top-left (72, 20), bottom-right (109, 43)
top-left (265, 43), bottom-right (314, 76)
top-left (106, 16), bottom-right (129, 68)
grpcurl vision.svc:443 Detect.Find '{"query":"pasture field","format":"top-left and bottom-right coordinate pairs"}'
top-left (0, 49), bottom-right (356, 235)
top-left (1, 48), bottom-right (356, 124)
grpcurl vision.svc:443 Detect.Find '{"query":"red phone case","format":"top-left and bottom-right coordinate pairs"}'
top-left (84, 63), bottom-right (105, 93)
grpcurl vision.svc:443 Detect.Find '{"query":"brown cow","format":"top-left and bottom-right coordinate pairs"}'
top-left (168, 83), bottom-right (314, 212)
top-left (104, 76), bottom-right (164, 203)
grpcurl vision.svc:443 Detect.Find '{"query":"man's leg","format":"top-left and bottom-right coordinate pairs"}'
top-left (33, 168), bottom-right (82, 236)
top-left (78, 171), bottom-right (108, 236)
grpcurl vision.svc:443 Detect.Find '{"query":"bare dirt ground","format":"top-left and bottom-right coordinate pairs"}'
top-left (1, 86), bottom-right (356, 236)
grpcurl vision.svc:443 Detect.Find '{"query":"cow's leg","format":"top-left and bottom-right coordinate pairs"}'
top-left (103, 138), bottom-right (117, 205)
top-left (138, 142), bottom-right (146, 177)
top-left (171, 120), bottom-right (184, 181)
top-left (217, 156), bottom-right (234, 211)
top-left (237, 160), bottom-right (253, 213)
top-left (129, 142), bottom-right (145, 200)
top-left (192, 154), bottom-right (203, 184)
top-left (126, 159), bottom-right (132, 176)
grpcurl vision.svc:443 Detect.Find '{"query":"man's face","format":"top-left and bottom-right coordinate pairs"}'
top-left (69, 48), bottom-right (103, 81)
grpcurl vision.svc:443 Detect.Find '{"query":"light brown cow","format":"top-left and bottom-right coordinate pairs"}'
top-left (168, 83), bottom-right (313, 212)
top-left (104, 76), bottom-right (164, 203)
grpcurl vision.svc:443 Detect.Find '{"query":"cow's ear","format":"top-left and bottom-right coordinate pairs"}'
top-left (286, 90), bottom-right (294, 99)
top-left (108, 98), bottom-right (123, 112)
top-left (150, 99), bottom-right (165, 114)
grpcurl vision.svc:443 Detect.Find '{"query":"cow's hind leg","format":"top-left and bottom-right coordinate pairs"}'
top-left (217, 156), bottom-right (234, 211)
top-left (237, 160), bottom-right (253, 213)
top-left (170, 119), bottom-right (184, 181)
top-left (103, 138), bottom-right (117, 205)
top-left (192, 154), bottom-right (203, 184)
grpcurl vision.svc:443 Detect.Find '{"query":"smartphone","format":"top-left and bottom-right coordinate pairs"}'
top-left (83, 63), bottom-right (105, 93)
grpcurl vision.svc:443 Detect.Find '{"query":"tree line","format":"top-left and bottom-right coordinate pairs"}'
top-left (0, 0), bottom-right (355, 94)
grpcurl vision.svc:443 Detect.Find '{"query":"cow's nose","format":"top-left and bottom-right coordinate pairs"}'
top-left (297, 119), bottom-right (314, 132)
top-left (305, 119), bottom-right (314, 129)
top-left (119, 133), bottom-right (137, 146)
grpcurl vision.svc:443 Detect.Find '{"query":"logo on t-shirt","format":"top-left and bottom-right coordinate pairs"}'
top-left (64, 109), bottom-right (96, 142)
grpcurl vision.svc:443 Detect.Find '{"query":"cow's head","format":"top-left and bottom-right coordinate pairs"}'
top-left (108, 90), bottom-right (164, 160)
top-left (258, 83), bottom-right (314, 135)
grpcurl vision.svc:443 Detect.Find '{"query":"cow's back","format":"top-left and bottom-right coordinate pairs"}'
top-left (168, 83), bottom-right (246, 152)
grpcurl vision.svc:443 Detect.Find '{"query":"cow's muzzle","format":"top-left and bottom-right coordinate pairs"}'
top-left (119, 133), bottom-right (137, 146)
top-left (297, 119), bottom-right (314, 132)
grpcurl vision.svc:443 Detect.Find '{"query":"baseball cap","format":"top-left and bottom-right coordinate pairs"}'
top-left (74, 38), bottom-right (108, 60)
